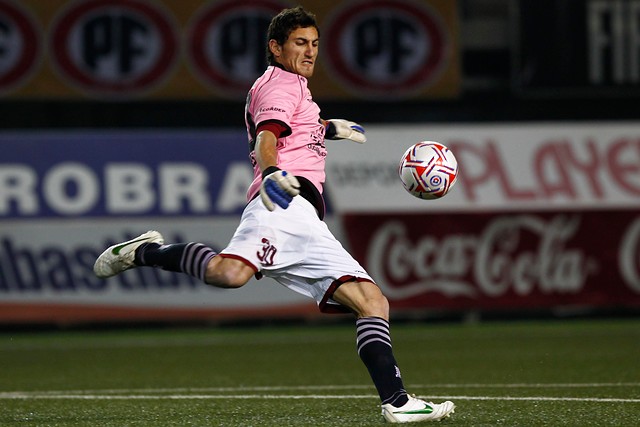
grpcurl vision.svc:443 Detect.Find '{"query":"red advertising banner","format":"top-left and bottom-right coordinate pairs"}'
top-left (343, 211), bottom-right (640, 311)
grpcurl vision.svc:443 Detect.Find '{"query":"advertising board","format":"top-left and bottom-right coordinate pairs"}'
top-left (2, 123), bottom-right (639, 323)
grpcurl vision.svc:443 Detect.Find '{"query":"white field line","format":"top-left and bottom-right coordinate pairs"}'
top-left (2, 383), bottom-right (637, 396)
top-left (0, 393), bottom-right (639, 403)
top-left (1, 384), bottom-right (639, 403)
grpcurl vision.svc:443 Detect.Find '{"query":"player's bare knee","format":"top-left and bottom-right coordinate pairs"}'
top-left (362, 292), bottom-right (389, 318)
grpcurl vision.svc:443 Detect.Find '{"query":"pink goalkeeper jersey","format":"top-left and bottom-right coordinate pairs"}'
top-left (245, 66), bottom-right (326, 201)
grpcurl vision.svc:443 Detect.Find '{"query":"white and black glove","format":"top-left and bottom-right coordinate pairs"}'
top-left (324, 119), bottom-right (366, 144)
top-left (260, 167), bottom-right (300, 211)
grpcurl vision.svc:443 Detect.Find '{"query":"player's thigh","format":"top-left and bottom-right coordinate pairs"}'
top-left (205, 255), bottom-right (255, 288)
top-left (332, 280), bottom-right (389, 320)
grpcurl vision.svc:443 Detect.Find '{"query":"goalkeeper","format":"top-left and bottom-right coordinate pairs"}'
top-left (94, 6), bottom-right (454, 424)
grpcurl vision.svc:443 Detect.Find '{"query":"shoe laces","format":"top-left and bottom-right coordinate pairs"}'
top-left (409, 394), bottom-right (434, 409)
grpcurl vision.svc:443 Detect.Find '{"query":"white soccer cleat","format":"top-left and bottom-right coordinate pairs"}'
top-left (381, 395), bottom-right (455, 423)
top-left (94, 231), bottom-right (164, 279)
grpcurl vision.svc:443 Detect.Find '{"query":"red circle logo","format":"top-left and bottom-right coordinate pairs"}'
top-left (0, 0), bottom-right (40, 94)
top-left (323, 0), bottom-right (449, 98)
top-left (50, 0), bottom-right (178, 98)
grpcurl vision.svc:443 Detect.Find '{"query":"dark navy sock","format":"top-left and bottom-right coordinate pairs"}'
top-left (356, 317), bottom-right (409, 407)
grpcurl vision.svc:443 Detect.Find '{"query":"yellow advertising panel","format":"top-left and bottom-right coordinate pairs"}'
top-left (0, 0), bottom-right (459, 100)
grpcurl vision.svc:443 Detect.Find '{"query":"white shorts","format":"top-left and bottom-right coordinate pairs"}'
top-left (219, 196), bottom-right (374, 313)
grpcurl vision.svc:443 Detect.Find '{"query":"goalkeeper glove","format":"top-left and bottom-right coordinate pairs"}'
top-left (325, 119), bottom-right (366, 143)
top-left (260, 167), bottom-right (300, 211)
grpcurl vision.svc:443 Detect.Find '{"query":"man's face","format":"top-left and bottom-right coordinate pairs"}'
top-left (271, 26), bottom-right (319, 78)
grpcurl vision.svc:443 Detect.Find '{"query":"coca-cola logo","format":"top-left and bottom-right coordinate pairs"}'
top-left (367, 215), bottom-right (598, 300)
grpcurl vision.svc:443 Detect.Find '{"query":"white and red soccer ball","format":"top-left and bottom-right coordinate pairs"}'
top-left (398, 141), bottom-right (459, 200)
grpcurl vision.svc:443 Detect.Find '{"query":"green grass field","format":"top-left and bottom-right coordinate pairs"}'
top-left (0, 318), bottom-right (638, 426)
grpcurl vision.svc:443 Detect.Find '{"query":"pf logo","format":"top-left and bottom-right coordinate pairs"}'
top-left (187, 0), bottom-right (287, 97)
top-left (0, 0), bottom-right (40, 94)
top-left (323, 0), bottom-right (449, 98)
top-left (50, 0), bottom-right (178, 98)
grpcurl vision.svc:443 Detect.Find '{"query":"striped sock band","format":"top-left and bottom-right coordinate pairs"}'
top-left (180, 243), bottom-right (216, 282)
top-left (356, 317), bottom-right (408, 406)
top-left (356, 317), bottom-right (392, 355)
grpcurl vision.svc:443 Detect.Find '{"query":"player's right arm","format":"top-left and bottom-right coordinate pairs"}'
top-left (255, 128), bottom-right (278, 171)
top-left (256, 127), bottom-right (300, 211)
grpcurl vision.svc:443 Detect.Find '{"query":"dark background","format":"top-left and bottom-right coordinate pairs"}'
top-left (1, 0), bottom-right (638, 129)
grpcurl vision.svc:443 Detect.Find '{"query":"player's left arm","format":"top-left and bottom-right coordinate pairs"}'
top-left (323, 118), bottom-right (366, 144)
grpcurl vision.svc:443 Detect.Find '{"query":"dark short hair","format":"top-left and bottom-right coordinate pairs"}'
top-left (266, 6), bottom-right (319, 65)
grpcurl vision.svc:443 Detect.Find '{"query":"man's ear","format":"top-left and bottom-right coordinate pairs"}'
top-left (268, 39), bottom-right (281, 58)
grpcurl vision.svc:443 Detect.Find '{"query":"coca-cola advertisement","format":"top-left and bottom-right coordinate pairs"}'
top-left (344, 211), bottom-right (640, 310)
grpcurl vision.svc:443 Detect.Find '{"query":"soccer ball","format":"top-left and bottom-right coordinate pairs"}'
top-left (398, 141), bottom-right (458, 199)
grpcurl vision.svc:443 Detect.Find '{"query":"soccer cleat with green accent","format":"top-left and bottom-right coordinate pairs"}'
top-left (381, 395), bottom-right (455, 423)
top-left (94, 231), bottom-right (164, 278)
